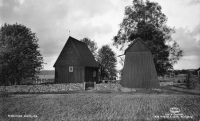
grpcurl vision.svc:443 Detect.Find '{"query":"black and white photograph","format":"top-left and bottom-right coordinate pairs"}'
top-left (0, 0), bottom-right (200, 120)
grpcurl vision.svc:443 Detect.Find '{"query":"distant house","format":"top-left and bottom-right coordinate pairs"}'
top-left (121, 38), bottom-right (160, 88)
top-left (53, 36), bottom-right (99, 84)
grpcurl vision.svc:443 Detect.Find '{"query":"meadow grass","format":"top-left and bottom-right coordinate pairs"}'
top-left (1, 90), bottom-right (200, 121)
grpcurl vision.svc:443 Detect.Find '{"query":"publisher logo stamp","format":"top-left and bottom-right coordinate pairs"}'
top-left (154, 107), bottom-right (193, 120)
top-left (170, 107), bottom-right (180, 114)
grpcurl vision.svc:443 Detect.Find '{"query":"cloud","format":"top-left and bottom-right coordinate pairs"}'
top-left (0, 0), bottom-right (71, 57)
top-left (173, 55), bottom-right (200, 69)
top-left (191, 23), bottom-right (200, 37)
top-left (0, 0), bottom-right (131, 70)
top-left (0, 0), bottom-right (199, 70)
top-left (153, 0), bottom-right (200, 31)
top-left (0, 0), bottom-right (116, 55)
top-left (172, 26), bottom-right (200, 69)
top-left (188, 0), bottom-right (200, 5)
top-left (173, 27), bottom-right (200, 56)
top-left (0, 0), bottom-right (20, 19)
top-left (68, 0), bottom-right (114, 17)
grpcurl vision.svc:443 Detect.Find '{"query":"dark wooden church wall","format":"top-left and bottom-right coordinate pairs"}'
top-left (55, 66), bottom-right (85, 83)
top-left (55, 67), bottom-right (60, 83)
top-left (85, 67), bottom-right (99, 83)
top-left (73, 66), bottom-right (85, 83)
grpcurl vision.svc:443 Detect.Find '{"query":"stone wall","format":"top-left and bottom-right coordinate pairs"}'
top-left (95, 83), bottom-right (121, 91)
top-left (0, 82), bottom-right (173, 94)
top-left (95, 83), bottom-right (163, 92)
top-left (95, 82), bottom-right (171, 91)
top-left (159, 82), bottom-right (173, 86)
top-left (0, 83), bottom-right (84, 93)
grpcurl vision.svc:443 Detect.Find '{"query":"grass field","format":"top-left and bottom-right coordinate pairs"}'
top-left (1, 85), bottom-right (200, 121)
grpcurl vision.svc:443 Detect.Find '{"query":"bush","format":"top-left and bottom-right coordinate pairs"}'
top-left (190, 79), bottom-right (198, 89)
top-left (186, 73), bottom-right (199, 89)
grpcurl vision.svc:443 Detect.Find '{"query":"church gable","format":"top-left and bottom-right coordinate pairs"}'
top-left (125, 38), bottom-right (151, 53)
top-left (54, 36), bottom-right (99, 67)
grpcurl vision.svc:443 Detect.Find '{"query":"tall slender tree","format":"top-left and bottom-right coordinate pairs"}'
top-left (97, 45), bottom-right (117, 81)
top-left (0, 23), bottom-right (44, 85)
top-left (113, 0), bottom-right (183, 76)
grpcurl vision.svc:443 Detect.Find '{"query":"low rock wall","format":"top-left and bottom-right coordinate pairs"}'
top-left (160, 82), bottom-right (173, 86)
top-left (0, 83), bottom-right (84, 93)
top-left (0, 82), bottom-right (173, 94)
top-left (95, 82), bottom-right (172, 91)
top-left (95, 83), bottom-right (162, 92)
top-left (95, 83), bottom-right (121, 91)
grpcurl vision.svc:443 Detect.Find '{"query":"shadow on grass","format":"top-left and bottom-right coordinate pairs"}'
top-left (173, 84), bottom-right (188, 89)
top-left (1, 90), bottom-right (113, 97)
top-left (161, 84), bottom-right (200, 96)
top-left (1, 91), bottom-right (80, 96)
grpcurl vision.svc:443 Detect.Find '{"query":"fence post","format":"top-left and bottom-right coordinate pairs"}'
top-left (186, 72), bottom-right (190, 88)
top-left (94, 82), bottom-right (96, 90)
top-left (2, 85), bottom-right (8, 97)
top-left (83, 82), bottom-right (85, 90)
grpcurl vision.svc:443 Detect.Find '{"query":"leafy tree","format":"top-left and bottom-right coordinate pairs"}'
top-left (0, 42), bottom-right (9, 85)
top-left (174, 70), bottom-right (179, 75)
top-left (80, 37), bottom-right (98, 60)
top-left (113, 0), bottom-right (183, 76)
top-left (0, 23), bottom-right (44, 85)
top-left (180, 69), bottom-right (188, 74)
top-left (97, 45), bottom-right (117, 81)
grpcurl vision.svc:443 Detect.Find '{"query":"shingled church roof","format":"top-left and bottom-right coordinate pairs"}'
top-left (53, 36), bottom-right (99, 67)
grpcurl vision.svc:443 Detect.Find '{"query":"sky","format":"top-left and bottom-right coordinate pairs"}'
top-left (0, 0), bottom-right (199, 70)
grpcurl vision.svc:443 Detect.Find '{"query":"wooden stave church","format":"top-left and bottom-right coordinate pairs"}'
top-left (53, 36), bottom-right (99, 84)
top-left (121, 37), bottom-right (160, 88)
